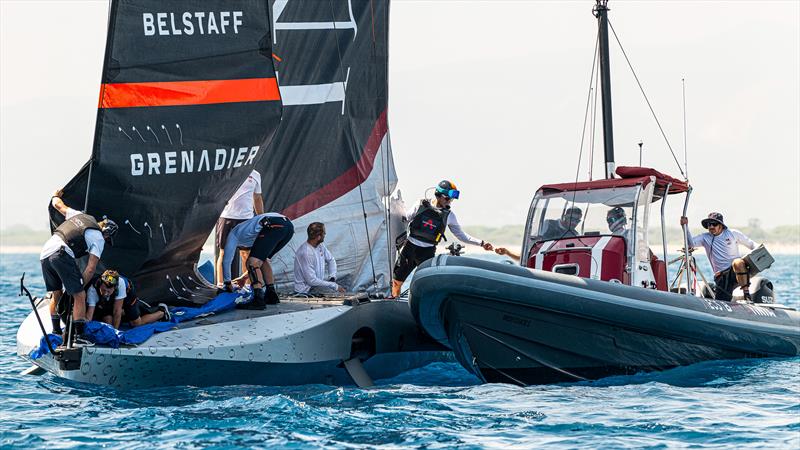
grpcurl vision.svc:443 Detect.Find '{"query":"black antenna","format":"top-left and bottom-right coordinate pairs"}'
top-left (638, 140), bottom-right (643, 166)
top-left (593, 0), bottom-right (615, 179)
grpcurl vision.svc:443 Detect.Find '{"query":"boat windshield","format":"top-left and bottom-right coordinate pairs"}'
top-left (528, 186), bottom-right (640, 243)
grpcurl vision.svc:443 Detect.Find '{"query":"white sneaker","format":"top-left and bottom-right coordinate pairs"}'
top-left (158, 303), bottom-right (172, 322)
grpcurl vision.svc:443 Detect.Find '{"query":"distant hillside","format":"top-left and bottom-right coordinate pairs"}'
top-left (462, 222), bottom-right (800, 249)
top-left (0, 226), bottom-right (50, 247)
top-left (2, 222), bottom-right (797, 251)
top-left (0, 225), bottom-right (216, 249)
top-left (458, 225), bottom-right (525, 246)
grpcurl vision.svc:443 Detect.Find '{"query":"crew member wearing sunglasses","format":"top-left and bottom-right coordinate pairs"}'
top-left (392, 180), bottom-right (494, 298)
top-left (680, 212), bottom-right (756, 301)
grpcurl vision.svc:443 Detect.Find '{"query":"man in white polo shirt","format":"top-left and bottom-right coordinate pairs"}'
top-left (215, 170), bottom-right (263, 285)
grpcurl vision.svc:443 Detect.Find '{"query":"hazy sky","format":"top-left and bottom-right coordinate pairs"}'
top-left (2, 0), bottom-right (798, 231)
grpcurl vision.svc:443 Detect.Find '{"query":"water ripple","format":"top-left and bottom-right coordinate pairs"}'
top-left (1, 253), bottom-right (799, 448)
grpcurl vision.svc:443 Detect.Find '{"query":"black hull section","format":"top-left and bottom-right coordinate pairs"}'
top-left (409, 256), bottom-right (800, 386)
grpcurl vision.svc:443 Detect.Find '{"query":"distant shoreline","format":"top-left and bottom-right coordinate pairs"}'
top-left (458, 244), bottom-right (800, 256)
top-left (0, 246), bottom-right (217, 255)
top-left (3, 244), bottom-right (799, 255)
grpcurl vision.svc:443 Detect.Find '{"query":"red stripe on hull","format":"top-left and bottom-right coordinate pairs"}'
top-left (99, 78), bottom-right (281, 108)
top-left (282, 110), bottom-right (388, 219)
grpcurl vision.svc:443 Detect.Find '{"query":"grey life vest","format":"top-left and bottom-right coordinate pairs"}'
top-left (53, 213), bottom-right (101, 258)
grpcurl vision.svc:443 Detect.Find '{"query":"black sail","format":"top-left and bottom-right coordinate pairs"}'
top-left (52, 0), bottom-right (283, 304)
top-left (262, 0), bottom-right (390, 217)
top-left (258, 0), bottom-right (397, 293)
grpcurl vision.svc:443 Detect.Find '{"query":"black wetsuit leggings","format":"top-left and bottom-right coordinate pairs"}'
top-left (393, 241), bottom-right (436, 282)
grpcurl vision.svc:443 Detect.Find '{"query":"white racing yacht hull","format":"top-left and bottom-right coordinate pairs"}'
top-left (17, 297), bottom-right (451, 389)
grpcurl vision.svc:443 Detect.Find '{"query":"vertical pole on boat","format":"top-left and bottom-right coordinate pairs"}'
top-left (682, 78), bottom-right (688, 180)
top-left (661, 183), bottom-right (671, 263)
top-left (638, 140), bottom-right (644, 167)
top-left (594, 0), bottom-right (615, 179)
top-left (681, 187), bottom-right (694, 295)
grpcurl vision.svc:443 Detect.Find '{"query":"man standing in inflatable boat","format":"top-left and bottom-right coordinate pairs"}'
top-left (391, 180), bottom-right (494, 298)
top-left (681, 212), bottom-right (756, 301)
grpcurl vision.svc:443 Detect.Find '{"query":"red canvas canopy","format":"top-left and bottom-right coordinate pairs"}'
top-left (538, 166), bottom-right (689, 196)
top-left (615, 166), bottom-right (689, 194)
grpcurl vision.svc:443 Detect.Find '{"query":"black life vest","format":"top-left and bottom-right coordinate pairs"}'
top-left (53, 213), bottom-right (101, 258)
top-left (89, 274), bottom-right (114, 308)
top-left (408, 202), bottom-right (450, 245)
top-left (89, 274), bottom-right (132, 307)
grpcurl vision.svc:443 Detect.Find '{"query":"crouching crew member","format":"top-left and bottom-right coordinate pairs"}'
top-left (41, 190), bottom-right (117, 338)
top-left (293, 222), bottom-right (345, 295)
top-left (392, 180), bottom-right (493, 297)
top-left (85, 270), bottom-right (169, 329)
top-left (221, 212), bottom-right (294, 310)
top-left (214, 169), bottom-right (263, 286)
top-left (681, 212), bottom-right (756, 301)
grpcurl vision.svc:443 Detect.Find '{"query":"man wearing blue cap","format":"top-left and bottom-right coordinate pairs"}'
top-left (680, 212), bottom-right (756, 301)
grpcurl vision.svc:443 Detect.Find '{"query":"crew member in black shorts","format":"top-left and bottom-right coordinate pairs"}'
top-left (221, 213), bottom-right (294, 310)
top-left (391, 180), bottom-right (493, 297)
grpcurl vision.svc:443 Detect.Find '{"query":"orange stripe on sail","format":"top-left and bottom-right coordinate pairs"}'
top-left (99, 78), bottom-right (281, 108)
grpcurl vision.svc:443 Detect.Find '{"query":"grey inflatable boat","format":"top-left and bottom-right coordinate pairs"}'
top-left (410, 256), bottom-right (800, 385)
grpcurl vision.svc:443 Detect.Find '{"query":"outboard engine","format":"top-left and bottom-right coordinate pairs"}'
top-left (750, 276), bottom-right (776, 304)
top-left (732, 276), bottom-right (776, 303)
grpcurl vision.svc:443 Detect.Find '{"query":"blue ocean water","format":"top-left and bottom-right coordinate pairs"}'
top-left (1, 253), bottom-right (798, 449)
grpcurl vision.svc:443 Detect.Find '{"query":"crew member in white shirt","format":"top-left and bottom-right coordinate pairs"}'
top-left (215, 170), bottom-right (263, 286)
top-left (293, 222), bottom-right (345, 295)
top-left (680, 212), bottom-right (756, 301)
top-left (41, 190), bottom-right (118, 338)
